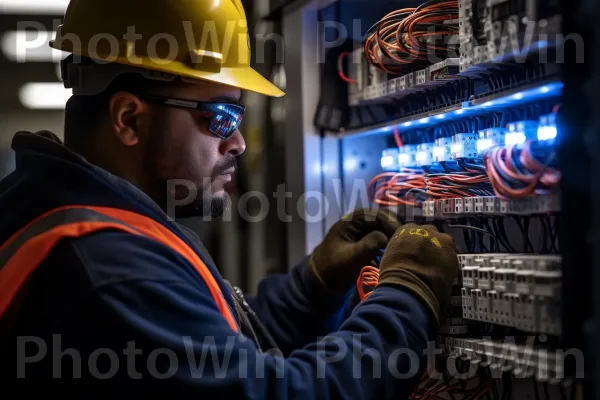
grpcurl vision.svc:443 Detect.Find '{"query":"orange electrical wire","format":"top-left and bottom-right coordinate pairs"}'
top-left (520, 142), bottom-right (561, 186)
top-left (364, 2), bottom-right (459, 75)
top-left (368, 169), bottom-right (491, 206)
top-left (368, 171), bottom-right (426, 207)
top-left (484, 141), bottom-right (560, 199)
top-left (357, 266), bottom-right (379, 301)
top-left (394, 125), bottom-right (404, 147)
top-left (337, 51), bottom-right (358, 84)
top-left (364, 8), bottom-right (416, 74)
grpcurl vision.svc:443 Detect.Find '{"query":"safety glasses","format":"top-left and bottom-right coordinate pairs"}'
top-left (135, 94), bottom-right (246, 140)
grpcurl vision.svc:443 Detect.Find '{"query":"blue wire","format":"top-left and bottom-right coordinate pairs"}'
top-left (509, 147), bottom-right (531, 176)
top-left (491, 149), bottom-right (524, 188)
top-left (465, 161), bottom-right (486, 172)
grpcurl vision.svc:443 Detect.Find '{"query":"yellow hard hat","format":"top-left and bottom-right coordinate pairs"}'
top-left (49, 0), bottom-right (285, 97)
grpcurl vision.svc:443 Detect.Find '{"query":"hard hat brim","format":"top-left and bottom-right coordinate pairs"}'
top-left (206, 64), bottom-right (286, 98)
top-left (109, 56), bottom-right (285, 97)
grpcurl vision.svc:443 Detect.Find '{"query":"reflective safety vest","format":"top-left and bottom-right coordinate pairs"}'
top-left (0, 205), bottom-right (239, 332)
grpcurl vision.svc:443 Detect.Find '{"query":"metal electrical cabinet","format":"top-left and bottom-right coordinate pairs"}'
top-left (279, 0), bottom-right (597, 398)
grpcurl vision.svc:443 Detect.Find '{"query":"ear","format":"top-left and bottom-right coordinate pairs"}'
top-left (108, 92), bottom-right (149, 146)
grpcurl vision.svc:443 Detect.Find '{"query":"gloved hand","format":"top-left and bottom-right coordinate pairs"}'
top-left (376, 223), bottom-right (459, 327)
top-left (309, 208), bottom-right (402, 294)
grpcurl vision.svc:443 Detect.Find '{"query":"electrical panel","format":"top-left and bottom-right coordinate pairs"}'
top-left (290, 0), bottom-right (583, 397)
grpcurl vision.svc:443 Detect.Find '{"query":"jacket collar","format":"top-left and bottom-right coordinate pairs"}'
top-left (12, 130), bottom-right (169, 221)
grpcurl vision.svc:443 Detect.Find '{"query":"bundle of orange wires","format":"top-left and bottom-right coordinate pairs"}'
top-left (368, 170), bottom-right (491, 206)
top-left (363, 1), bottom-right (459, 75)
top-left (425, 173), bottom-right (492, 198)
top-left (484, 140), bottom-right (561, 199)
top-left (369, 171), bottom-right (427, 207)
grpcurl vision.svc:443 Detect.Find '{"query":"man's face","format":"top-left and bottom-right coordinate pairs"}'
top-left (143, 80), bottom-right (246, 219)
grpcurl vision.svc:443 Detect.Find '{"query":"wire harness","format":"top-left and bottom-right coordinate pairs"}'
top-left (363, 0), bottom-right (460, 76)
top-left (484, 141), bottom-right (560, 199)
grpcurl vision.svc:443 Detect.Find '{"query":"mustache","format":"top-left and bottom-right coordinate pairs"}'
top-left (213, 158), bottom-right (237, 176)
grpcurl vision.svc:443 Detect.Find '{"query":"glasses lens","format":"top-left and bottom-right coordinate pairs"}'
top-left (209, 104), bottom-right (244, 139)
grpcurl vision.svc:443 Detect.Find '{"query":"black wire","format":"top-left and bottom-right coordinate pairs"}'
top-left (551, 215), bottom-right (560, 253)
top-left (544, 215), bottom-right (558, 254)
top-left (363, 11), bottom-right (412, 44)
top-left (532, 378), bottom-right (541, 400)
top-left (463, 228), bottom-right (473, 253)
top-left (543, 382), bottom-right (550, 400)
top-left (472, 218), bottom-right (489, 253)
top-left (491, 377), bottom-right (500, 400)
top-left (442, 367), bottom-right (459, 400)
top-left (539, 216), bottom-right (550, 254)
top-left (459, 217), bottom-right (473, 252)
top-left (501, 372), bottom-right (512, 400)
top-left (512, 216), bottom-right (527, 253)
top-left (477, 225), bottom-right (487, 253)
top-left (482, 219), bottom-right (499, 252)
top-left (466, 217), bottom-right (483, 252)
top-left (497, 218), bottom-right (517, 252)
top-left (523, 217), bottom-right (530, 252)
top-left (415, 0), bottom-right (453, 14)
top-left (369, 6), bottom-right (459, 67)
top-left (524, 217), bottom-right (534, 253)
top-left (475, 218), bottom-right (491, 252)
top-left (447, 224), bottom-right (499, 250)
top-left (471, 226), bottom-right (478, 252)
top-left (490, 218), bottom-right (508, 251)
top-left (496, 217), bottom-right (517, 253)
top-left (559, 384), bottom-right (568, 400)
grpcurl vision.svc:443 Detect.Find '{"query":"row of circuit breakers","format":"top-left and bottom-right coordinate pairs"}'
top-left (435, 335), bottom-right (566, 383)
top-left (380, 115), bottom-right (558, 173)
top-left (457, 254), bottom-right (561, 336)
top-left (435, 254), bottom-right (563, 381)
top-left (422, 192), bottom-right (560, 218)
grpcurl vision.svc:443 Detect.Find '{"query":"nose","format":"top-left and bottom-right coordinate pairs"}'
top-left (220, 129), bottom-right (246, 157)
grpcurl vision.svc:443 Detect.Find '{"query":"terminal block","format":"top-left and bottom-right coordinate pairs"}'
top-left (441, 337), bottom-right (566, 383)
top-left (429, 59), bottom-right (460, 81)
top-left (422, 193), bottom-right (560, 219)
top-left (458, 254), bottom-right (562, 335)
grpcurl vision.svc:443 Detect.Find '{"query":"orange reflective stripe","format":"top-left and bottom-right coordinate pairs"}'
top-left (0, 206), bottom-right (239, 333)
top-left (75, 206), bottom-right (239, 332)
top-left (0, 221), bottom-right (140, 318)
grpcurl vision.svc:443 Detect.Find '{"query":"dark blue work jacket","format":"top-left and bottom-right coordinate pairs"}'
top-left (0, 131), bottom-right (433, 399)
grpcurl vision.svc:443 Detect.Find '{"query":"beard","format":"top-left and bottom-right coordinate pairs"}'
top-left (164, 169), bottom-right (235, 220)
top-left (197, 189), bottom-right (231, 219)
top-left (161, 176), bottom-right (233, 220)
top-left (144, 111), bottom-right (236, 221)
top-left (195, 157), bottom-right (237, 219)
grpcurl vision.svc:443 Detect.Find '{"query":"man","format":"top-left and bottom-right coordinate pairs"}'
top-left (0, 0), bottom-right (459, 397)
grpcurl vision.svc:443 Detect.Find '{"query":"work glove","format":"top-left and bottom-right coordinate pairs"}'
top-left (309, 208), bottom-right (402, 294)
top-left (376, 223), bottom-right (459, 327)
